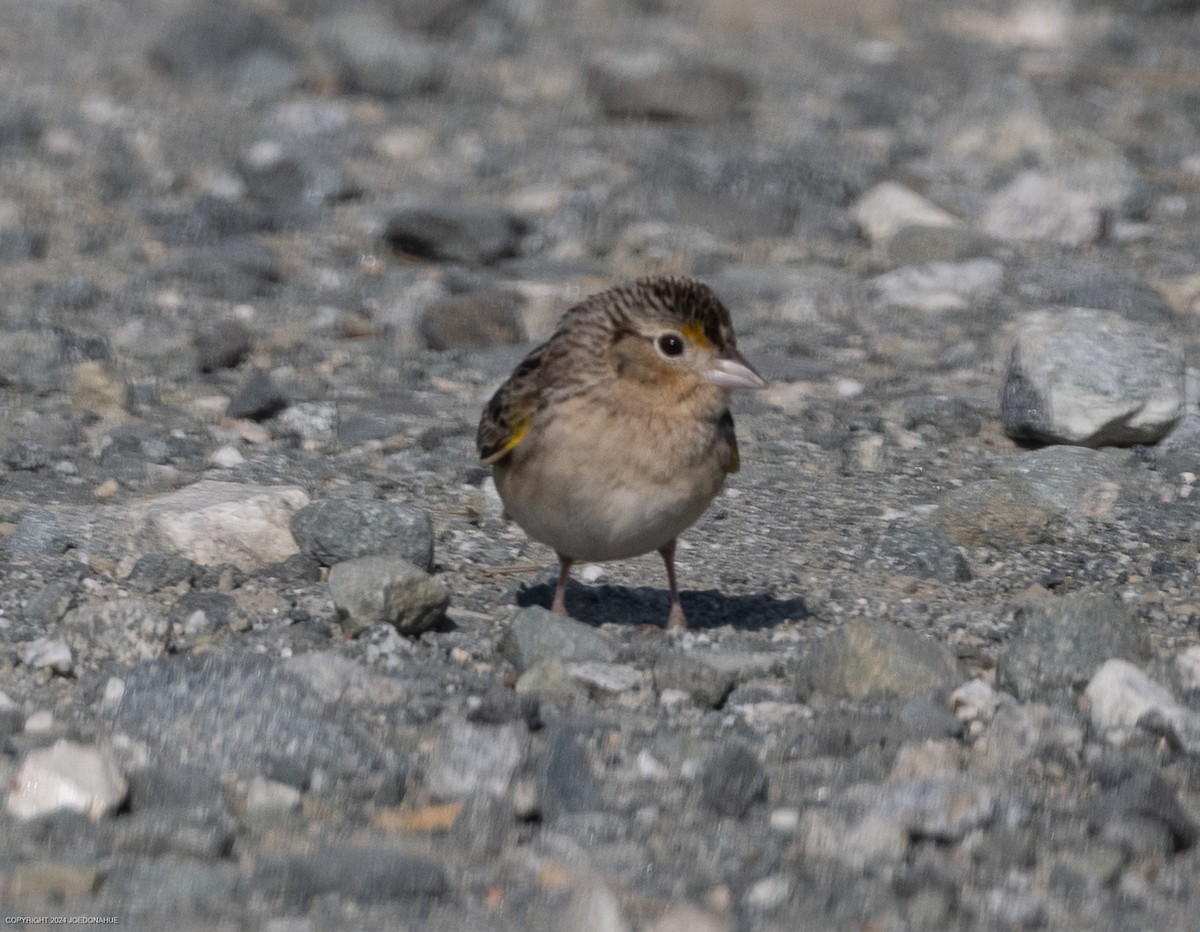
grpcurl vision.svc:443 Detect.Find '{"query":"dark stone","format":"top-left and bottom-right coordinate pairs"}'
top-left (126, 554), bottom-right (204, 592)
top-left (1089, 766), bottom-right (1198, 853)
top-left (194, 319), bottom-right (253, 373)
top-left (1013, 258), bottom-right (1176, 327)
top-left (536, 726), bottom-right (600, 821)
top-left (226, 370), bottom-right (290, 421)
top-left (168, 590), bottom-right (242, 630)
top-left (466, 689), bottom-right (543, 730)
top-left (111, 653), bottom-right (385, 791)
top-left (699, 741), bottom-right (768, 817)
top-left (260, 845), bottom-right (448, 906)
top-left (418, 291), bottom-right (525, 350)
top-left (498, 606), bottom-right (618, 673)
top-left (895, 394), bottom-right (983, 441)
top-left (5, 509), bottom-right (77, 560)
top-left (150, 3), bottom-right (297, 85)
top-left (652, 650), bottom-right (738, 708)
top-left (290, 498), bottom-right (434, 570)
top-left (996, 594), bottom-right (1149, 702)
top-left (383, 203), bottom-right (528, 265)
top-left (865, 523), bottom-right (972, 583)
top-left (0, 229), bottom-right (49, 263)
top-left (587, 57), bottom-right (755, 122)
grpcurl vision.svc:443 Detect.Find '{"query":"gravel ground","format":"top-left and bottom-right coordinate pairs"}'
top-left (3, 0), bottom-right (1200, 929)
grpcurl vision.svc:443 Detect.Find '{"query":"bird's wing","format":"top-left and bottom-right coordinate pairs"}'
top-left (477, 344), bottom-right (545, 465)
top-left (719, 408), bottom-right (740, 474)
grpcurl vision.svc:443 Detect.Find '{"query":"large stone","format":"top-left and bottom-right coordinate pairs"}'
top-left (290, 498), bottom-right (434, 570)
top-left (587, 53), bottom-right (755, 122)
top-left (383, 202), bottom-right (527, 265)
top-left (498, 606), bottom-right (618, 673)
top-left (328, 556), bottom-right (449, 637)
top-left (1085, 659), bottom-right (1200, 753)
top-left (7, 741), bottom-right (128, 821)
top-left (853, 181), bottom-right (961, 246)
top-left (131, 480), bottom-right (309, 571)
top-left (795, 620), bottom-right (965, 701)
top-left (996, 594), bottom-right (1148, 702)
top-left (1001, 308), bottom-right (1184, 446)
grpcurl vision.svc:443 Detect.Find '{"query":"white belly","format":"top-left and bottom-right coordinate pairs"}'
top-left (493, 404), bottom-right (727, 562)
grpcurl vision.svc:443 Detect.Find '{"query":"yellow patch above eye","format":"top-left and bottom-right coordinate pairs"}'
top-left (681, 321), bottom-right (712, 349)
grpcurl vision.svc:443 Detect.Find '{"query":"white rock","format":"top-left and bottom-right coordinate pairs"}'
top-left (769, 807), bottom-right (801, 834)
top-left (564, 879), bottom-right (631, 932)
top-left (951, 678), bottom-right (1003, 723)
top-left (1084, 659), bottom-right (1200, 749)
top-left (1001, 308), bottom-right (1185, 446)
top-left (100, 677), bottom-right (126, 713)
top-left (647, 904), bottom-right (731, 932)
top-left (19, 637), bottom-right (73, 674)
top-left (24, 709), bottom-right (55, 734)
top-left (853, 181), bottom-right (961, 246)
top-left (0, 689), bottom-right (17, 713)
top-left (870, 258), bottom-right (1004, 312)
top-left (1177, 645), bottom-right (1200, 691)
top-left (636, 750), bottom-right (669, 780)
top-left (6, 740), bottom-right (128, 821)
top-left (131, 480), bottom-right (309, 571)
top-left (209, 444), bottom-right (246, 468)
top-left (746, 875), bottom-right (791, 911)
top-left (566, 662), bottom-right (643, 695)
top-left (244, 775), bottom-right (302, 814)
top-left (980, 170), bottom-right (1102, 246)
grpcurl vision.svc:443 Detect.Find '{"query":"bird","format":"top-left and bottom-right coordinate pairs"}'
top-left (477, 275), bottom-right (765, 630)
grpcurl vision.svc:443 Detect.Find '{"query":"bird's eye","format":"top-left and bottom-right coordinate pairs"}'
top-left (657, 333), bottom-right (685, 357)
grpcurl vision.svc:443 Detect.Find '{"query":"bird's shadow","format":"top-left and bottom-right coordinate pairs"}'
top-left (515, 580), bottom-right (809, 631)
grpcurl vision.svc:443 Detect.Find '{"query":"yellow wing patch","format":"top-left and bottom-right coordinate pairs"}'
top-left (484, 415), bottom-right (530, 465)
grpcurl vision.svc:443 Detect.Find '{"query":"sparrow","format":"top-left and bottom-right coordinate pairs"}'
top-left (477, 275), bottom-right (765, 629)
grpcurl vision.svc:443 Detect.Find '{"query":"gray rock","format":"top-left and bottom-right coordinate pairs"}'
top-left (226, 370), bottom-right (290, 421)
top-left (194, 319), bottom-right (252, 372)
top-left (997, 594), bottom-right (1149, 701)
top-left (1001, 308), bottom-right (1185, 446)
top-left (800, 802), bottom-right (909, 871)
top-left (991, 445), bottom-right (1128, 513)
top-left (126, 553), bottom-right (204, 592)
top-left (795, 620), bottom-right (966, 702)
top-left (110, 653), bottom-right (385, 790)
top-left (1089, 766), bottom-right (1198, 853)
top-left (425, 720), bottom-right (529, 798)
top-left (150, 4), bottom-right (296, 85)
top-left (886, 224), bottom-right (1003, 265)
top-left (890, 394), bottom-right (983, 442)
top-left (932, 478), bottom-right (1065, 549)
top-left (864, 523), bottom-right (972, 583)
top-left (870, 258), bottom-right (1004, 312)
top-left (498, 605), bottom-right (618, 673)
top-left (326, 14), bottom-right (447, 98)
top-left (383, 202), bottom-right (527, 265)
top-left (62, 598), bottom-right (171, 666)
top-left (19, 637), bottom-right (73, 675)
top-left (328, 555), bottom-right (449, 637)
top-left (104, 856), bottom-right (243, 912)
top-left (972, 701), bottom-right (1084, 770)
top-left (855, 778), bottom-right (997, 841)
top-left (699, 741), bottom-right (768, 818)
top-left (6, 508), bottom-right (77, 559)
top-left (980, 168), bottom-right (1124, 246)
top-left (652, 650), bottom-right (738, 708)
top-left (1013, 258), bottom-right (1178, 327)
top-left (587, 53), bottom-right (755, 122)
top-left (536, 725), bottom-right (600, 821)
top-left (418, 290), bottom-right (525, 350)
top-left (22, 583), bottom-right (74, 624)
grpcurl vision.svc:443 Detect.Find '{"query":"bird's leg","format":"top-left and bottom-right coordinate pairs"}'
top-left (658, 540), bottom-right (688, 630)
top-left (552, 552), bottom-right (574, 616)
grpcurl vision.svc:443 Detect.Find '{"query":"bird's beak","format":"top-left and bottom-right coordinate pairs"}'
top-left (699, 350), bottom-right (767, 390)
